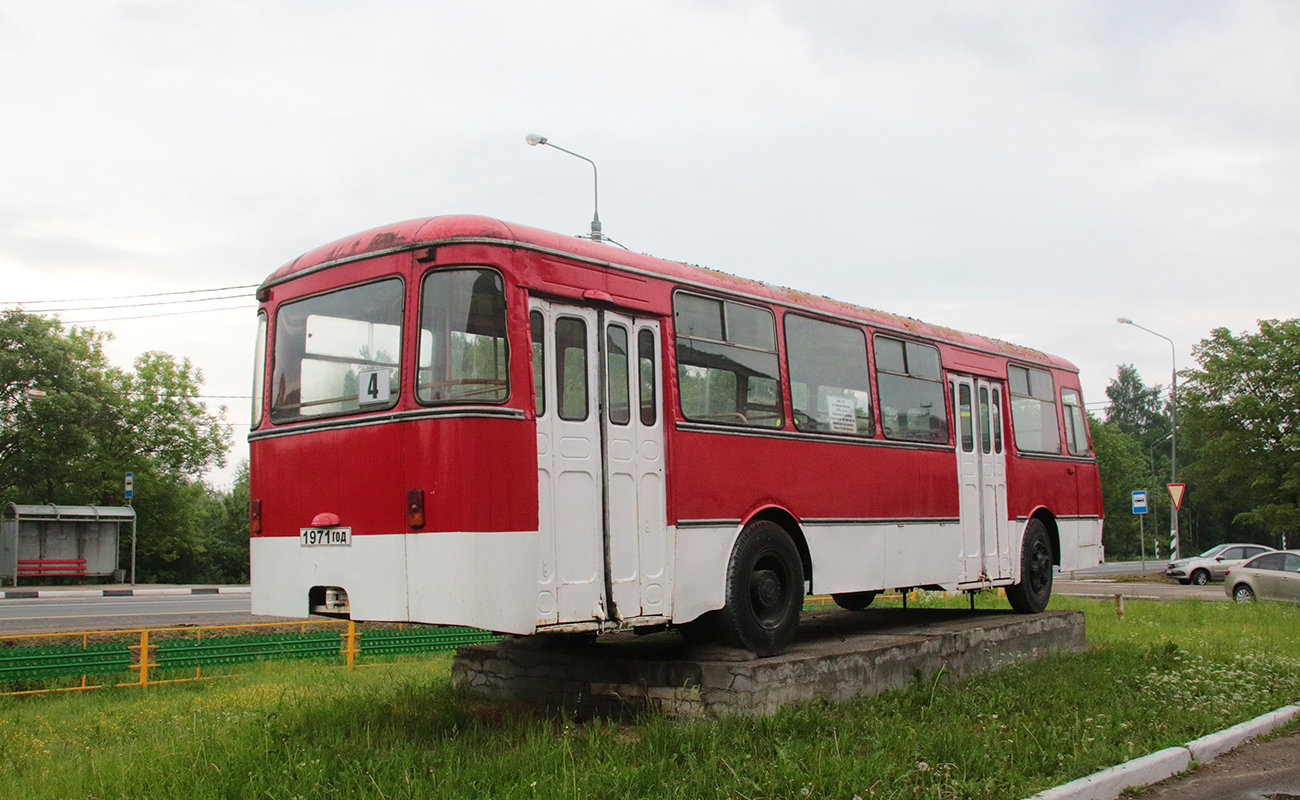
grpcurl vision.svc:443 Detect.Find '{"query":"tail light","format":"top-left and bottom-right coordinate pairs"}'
top-left (407, 488), bottom-right (425, 529)
top-left (250, 499), bottom-right (262, 536)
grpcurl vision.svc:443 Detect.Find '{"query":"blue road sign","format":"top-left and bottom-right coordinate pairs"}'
top-left (1131, 490), bottom-right (1148, 514)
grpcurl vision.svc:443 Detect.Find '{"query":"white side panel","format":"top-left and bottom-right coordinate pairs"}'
top-left (250, 534), bottom-right (410, 622)
top-left (406, 531), bottom-right (539, 634)
top-left (883, 523), bottom-right (963, 589)
top-left (1055, 518), bottom-right (1105, 573)
top-left (671, 525), bottom-right (736, 623)
top-left (251, 532), bottom-right (539, 635)
top-left (803, 525), bottom-right (887, 595)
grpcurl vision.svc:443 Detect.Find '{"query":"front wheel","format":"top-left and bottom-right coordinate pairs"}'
top-left (1191, 569), bottom-right (1210, 586)
top-left (1233, 584), bottom-right (1256, 604)
top-left (712, 520), bottom-right (805, 657)
top-left (1006, 519), bottom-right (1053, 614)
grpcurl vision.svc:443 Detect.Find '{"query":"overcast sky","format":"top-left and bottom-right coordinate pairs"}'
top-left (3, 1), bottom-right (1297, 488)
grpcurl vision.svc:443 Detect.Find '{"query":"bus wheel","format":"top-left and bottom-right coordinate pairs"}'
top-left (713, 520), bottom-right (804, 657)
top-left (832, 591), bottom-right (878, 610)
top-left (1007, 519), bottom-right (1053, 614)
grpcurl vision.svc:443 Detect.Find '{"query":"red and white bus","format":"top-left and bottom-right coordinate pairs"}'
top-left (249, 215), bottom-right (1103, 656)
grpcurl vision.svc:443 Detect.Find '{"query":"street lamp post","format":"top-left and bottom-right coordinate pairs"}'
top-left (525, 134), bottom-right (603, 243)
top-left (1118, 317), bottom-right (1179, 560)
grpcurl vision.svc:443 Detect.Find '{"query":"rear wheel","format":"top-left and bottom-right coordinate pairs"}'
top-left (832, 591), bottom-right (878, 611)
top-left (712, 520), bottom-right (804, 657)
top-left (1191, 569), bottom-right (1210, 586)
top-left (1233, 584), bottom-right (1255, 604)
top-left (1006, 518), bottom-right (1053, 614)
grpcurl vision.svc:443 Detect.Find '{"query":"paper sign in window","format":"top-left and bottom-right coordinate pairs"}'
top-left (827, 395), bottom-right (858, 434)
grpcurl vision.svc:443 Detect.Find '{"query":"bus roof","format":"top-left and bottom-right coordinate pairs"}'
top-left (264, 214), bottom-right (1077, 373)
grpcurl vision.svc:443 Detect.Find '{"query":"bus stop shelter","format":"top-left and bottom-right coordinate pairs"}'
top-left (1, 504), bottom-right (134, 586)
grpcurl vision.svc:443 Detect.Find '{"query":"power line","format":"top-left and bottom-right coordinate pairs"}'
top-left (62, 304), bottom-right (254, 324)
top-left (3, 284), bottom-right (259, 306)
top-left (22, 292), bottom-right (253, 313)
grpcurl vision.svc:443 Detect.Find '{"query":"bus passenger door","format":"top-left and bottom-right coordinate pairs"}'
top-left (531, 300), bottom-right (606, 625)
top-left (601, 313), bottom-right (668, 621)
top-left (978, 380), bottom-right (1010, 579)
top-left (951, 376), bottom-right (1010, 584)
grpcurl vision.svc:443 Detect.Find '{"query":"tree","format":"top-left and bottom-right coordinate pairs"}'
top-left (1089, 414), bottom-right (1152, 559)
top-left (0, 310), bottom-right (236, 582)
top-left (0, 311), bottom-right (120, 502)
top-left (1181, 319), bottom-right (1300, 545)
top-left (1105, 363), bottom-right (1167, 440)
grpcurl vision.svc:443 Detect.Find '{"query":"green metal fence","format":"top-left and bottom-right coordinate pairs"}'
top-left (0, 621), bottom-right (500, 693)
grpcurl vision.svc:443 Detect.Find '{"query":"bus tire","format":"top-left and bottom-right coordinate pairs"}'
top-left (713, 520), bottom-right (804, 657)
top-left (1007, 518), bottom-right (1053, 614)
top-left (832, 591), bottom-right (878, 611)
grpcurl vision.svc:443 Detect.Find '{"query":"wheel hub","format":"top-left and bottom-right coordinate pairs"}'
top-left (751, 569), bottom-right (782, 610)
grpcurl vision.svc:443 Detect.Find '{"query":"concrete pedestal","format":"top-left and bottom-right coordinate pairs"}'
top-left (451, 607), bottom-right (1085, 718)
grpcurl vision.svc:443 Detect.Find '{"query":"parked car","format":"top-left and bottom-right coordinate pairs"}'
top-left (1165, 543), bottom-right (1276, 585)
top-left (1225, 550), bottom-right (1300, 604)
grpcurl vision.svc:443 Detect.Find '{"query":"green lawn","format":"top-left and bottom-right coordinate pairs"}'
top-left (3, 595), bottom-right (1299, 800)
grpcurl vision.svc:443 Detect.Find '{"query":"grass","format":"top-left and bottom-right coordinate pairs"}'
top-left (3, 595), bottom-right (1300, 799)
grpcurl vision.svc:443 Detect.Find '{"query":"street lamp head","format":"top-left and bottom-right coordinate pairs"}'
top-left (1117, 317), bottom-right (1133, 325)
top-left (525, 133), bottom-right (547, 146)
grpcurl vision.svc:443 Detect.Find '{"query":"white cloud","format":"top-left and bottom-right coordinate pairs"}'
top-left (2, 0), bottom-right (1298, 486)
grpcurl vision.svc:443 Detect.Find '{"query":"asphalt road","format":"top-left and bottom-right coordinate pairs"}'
top-left (0, 591), bottom-right (303, 635)
top-left (1132, 728), bottom-right (1300, 800)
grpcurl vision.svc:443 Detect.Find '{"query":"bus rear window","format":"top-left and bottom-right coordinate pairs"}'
top-left (270, 279), bottom-right (403, 423)
top-left (418, 268), bottom-right (509, 405)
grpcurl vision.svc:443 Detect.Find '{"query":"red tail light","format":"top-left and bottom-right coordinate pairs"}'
top-left (407, 488), bottom-right (425, 529)
top-left (250, 499), bottom-right (262, 536)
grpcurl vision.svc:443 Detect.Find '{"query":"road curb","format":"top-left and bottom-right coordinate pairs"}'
top-left (0, 586), bottom-right (251, 599)
top-left (1027, 703), bottom-right (1300, 800)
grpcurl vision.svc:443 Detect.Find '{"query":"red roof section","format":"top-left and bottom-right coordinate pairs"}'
top-left (264, 214), bottom-right (1076, 372)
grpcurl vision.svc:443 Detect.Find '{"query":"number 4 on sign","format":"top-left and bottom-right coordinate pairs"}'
top-left (357, 369), bottom-right (390, 405)
top-left (1168, 483), bottom-right (1186, 510)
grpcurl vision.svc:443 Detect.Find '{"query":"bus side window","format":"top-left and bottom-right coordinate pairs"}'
top-left (784, 314), bottom-right (873, 436)
top-left (1061, 387), bottom-right (1089, 456)
top-left (1008, 365), bottom-right (1061, 454)
top-left (555, 317), bottom-right (588, 422)
top-left (530, 311), bottom-right (545, 417)
top-left (959, 383), bottom-right (974, 452)
top-left (638, 328), bottom-right (657, 427)
top-left (673, 292), bottom-right (782, 428)
top-left (607, 324), bottom-right (631, 425)
top-left (874, 336), bottom-right (948, 443)
top-left (991, 387), bottom-right (1003, 454)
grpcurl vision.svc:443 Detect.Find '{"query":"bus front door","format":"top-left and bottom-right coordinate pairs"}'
top-left (531, 299), bottom-right (668, 627)
top-left (951, 376), bottom-right (1011, 585)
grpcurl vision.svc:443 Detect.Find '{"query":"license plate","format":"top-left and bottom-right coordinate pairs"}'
top-left (300, 527), bottom-right (352, 546)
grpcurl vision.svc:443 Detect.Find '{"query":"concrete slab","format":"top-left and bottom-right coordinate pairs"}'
top-left (451, 607), bottom-right (1085, 718)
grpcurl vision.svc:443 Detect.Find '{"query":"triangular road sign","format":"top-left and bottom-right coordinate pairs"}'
top-left (1168, 483), bottom-right (1186, 510)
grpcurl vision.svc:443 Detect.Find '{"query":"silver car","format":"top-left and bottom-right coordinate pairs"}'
top-left (1165, 543), bottom-right (1276, 585)
top-left (1226, 550), bottom-right (1300, 604)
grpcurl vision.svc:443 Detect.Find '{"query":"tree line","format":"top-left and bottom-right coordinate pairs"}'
top-left (1092, 318), bottom-right (1300, 559)
top-left (1, 310), bottom-right (246, 583)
